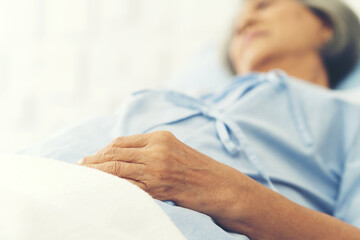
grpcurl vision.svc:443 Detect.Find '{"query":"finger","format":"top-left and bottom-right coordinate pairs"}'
top-left (111, 134), bottom-right (149, 149)
top-left (83, 161), bottom-right (146, 181)
top-left (80, 134), bottom-right (148, 164)
top-left (81, 148), bottom-right (143, 165)
top-left (125, 179), bottom-right (148, 192)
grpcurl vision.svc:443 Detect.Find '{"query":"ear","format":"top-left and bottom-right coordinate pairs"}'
top-left (319, 23), bottom-right (334, 47)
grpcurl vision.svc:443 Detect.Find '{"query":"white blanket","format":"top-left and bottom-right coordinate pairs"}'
top-left (0, 154), bottom-right (185, 240)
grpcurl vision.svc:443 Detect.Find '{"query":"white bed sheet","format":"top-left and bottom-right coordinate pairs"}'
top-left (0, 154), bottom-right (185, 240)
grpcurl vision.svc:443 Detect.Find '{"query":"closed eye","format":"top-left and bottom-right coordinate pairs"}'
top-left (256, 0), bottom-right (273, 10)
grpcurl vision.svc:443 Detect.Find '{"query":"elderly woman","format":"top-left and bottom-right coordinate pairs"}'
top-left (22, 0), bottom-right (360, 239)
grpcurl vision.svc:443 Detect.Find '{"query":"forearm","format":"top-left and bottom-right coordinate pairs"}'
top-left (81, 131), bottom-right (360, 239)
top-left (242, 190), bottom-right (360, 240)
top-left (202, 165), bottom-right (360, 240)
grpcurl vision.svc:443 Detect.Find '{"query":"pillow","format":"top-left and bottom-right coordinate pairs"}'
top-left (337, 62), bottom-right (360, 90)
top-left (166, 42), bottom-right (360, 92)
top-left (166, 43), bottom-right (233, 95)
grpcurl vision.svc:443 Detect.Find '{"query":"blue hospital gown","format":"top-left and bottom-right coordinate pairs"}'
top-left (20, 71), bottom-right (360, 239)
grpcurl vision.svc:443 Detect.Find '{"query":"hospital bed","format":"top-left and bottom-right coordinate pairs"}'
top-left (1, 44), bottom-right (359, 240)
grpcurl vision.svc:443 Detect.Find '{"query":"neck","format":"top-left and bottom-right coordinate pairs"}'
top-left (239, 52), bottom-right (329, 88)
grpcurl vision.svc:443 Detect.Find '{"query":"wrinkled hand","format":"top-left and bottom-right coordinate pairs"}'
top-left (79, 131), bottom-right (229, 210)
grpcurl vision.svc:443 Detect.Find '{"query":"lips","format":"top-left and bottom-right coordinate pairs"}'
top-left (242, 31), bottom-right (267, 45)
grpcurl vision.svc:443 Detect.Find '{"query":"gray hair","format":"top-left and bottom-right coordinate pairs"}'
top-left (226, 0), bottom-right (360, 88)
top-left (302, 0), bottom-right (360, 88)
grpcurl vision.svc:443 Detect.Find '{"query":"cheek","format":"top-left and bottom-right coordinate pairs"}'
top-left (229, 4), bottom-right (324, 72)
top-left (271, 8), bottom-right (322, 52)
top-left (229, 35), bottom-right (276, 71)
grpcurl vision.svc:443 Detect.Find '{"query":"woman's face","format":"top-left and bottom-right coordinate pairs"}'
top-left (229, 0), bottom-right (333, 74)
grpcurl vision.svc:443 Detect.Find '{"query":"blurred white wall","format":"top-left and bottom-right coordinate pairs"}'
top-left (0, 0), bottom-right (359, 153)
top-left (0, 0), bottom-right (239, 153)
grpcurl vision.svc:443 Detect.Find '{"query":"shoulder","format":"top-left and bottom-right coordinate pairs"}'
top-left (287, 75), bottom-right (360, 111)
top-left (287, 75), bottom-right (360, 151)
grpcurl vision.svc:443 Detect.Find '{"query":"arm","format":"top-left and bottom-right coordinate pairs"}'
top-left (80, 131), bottom-right (360, 240)
top-left (190, 163), bottom-right (360, 240)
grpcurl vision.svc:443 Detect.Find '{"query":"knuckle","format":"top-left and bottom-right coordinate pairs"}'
top-left (114, 162), bottom-right (121, 173)
top-left (151, 147), bottom-right (169, 162)
top-left (110, 137), bottom-right (123, 147)
top-left (99, 152), bottom-right (108, 161)
top-left (104, 148), bottom-right (116, 156)
top-left (111, 162), bottom-right (122, 175)
top-left (154, 131), bottom-right (174, 141)
top-left (113, 162), bottom-right (131, 178)
top-left (161, 130), bottom-right (175, 139)
top-left (114, 136), bottom-right (124, 143)
top-left (82, 155), bottom-right (97, 164)
top-left (82, 156), bottom-right (90, 163)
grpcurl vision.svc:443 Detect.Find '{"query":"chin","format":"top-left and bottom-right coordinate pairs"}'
top-left (254, 45), bottom-right (280, 68)
top-left (236, 52), bottom-right (270, 74)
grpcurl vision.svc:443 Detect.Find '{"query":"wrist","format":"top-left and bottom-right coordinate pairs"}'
top-left (189, 161), bottom-right (256, 227)
top-left (208, 165), bottom-right (270, 236)
top-left (210, 168), bottom-right (255, 228)
top-left (172, 155), bottom-right (260, 234)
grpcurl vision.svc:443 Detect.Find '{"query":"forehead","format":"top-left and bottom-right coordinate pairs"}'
top-left (242, 0), bottom-right (286, 6)
top-left (240, 0), bottom-right (296, 11)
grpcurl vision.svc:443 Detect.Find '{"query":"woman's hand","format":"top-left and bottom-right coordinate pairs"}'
top-left (79, 131), bottom-right (241, 216)
top-left (79, 130), bottom-right (360, 240)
